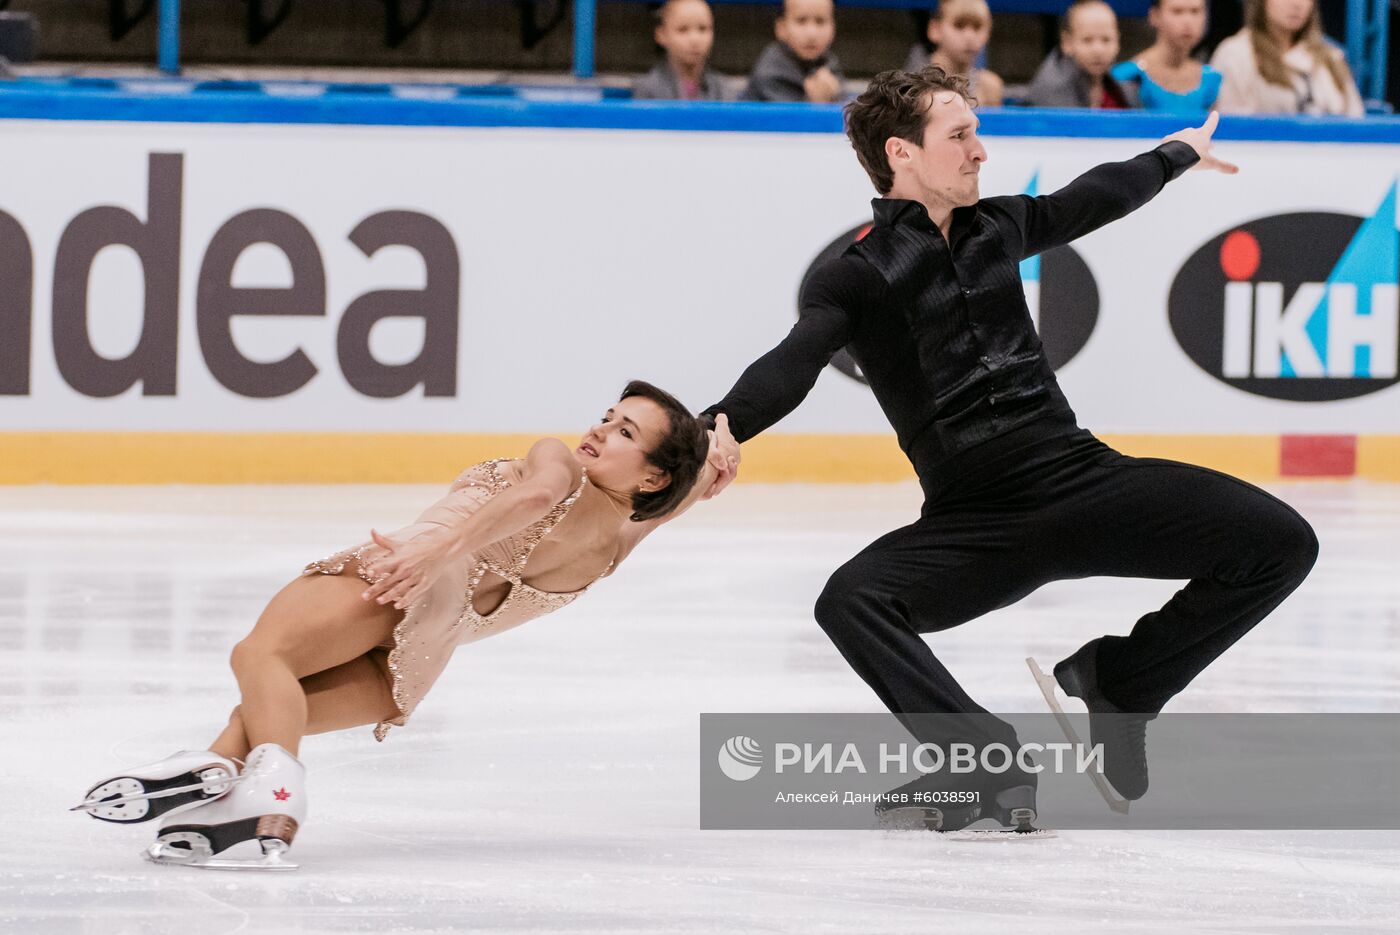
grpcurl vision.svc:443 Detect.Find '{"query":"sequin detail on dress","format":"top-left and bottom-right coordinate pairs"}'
top-left (302, 458), bottom-right (611, 742)
top-left (453, 461), bottom-right (610, 637)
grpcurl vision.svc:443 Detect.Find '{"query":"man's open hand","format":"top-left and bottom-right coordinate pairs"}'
top-left (702, 413), bottom-right (740, 500)
top-left (1162, 111), bottom-right (1239, 175)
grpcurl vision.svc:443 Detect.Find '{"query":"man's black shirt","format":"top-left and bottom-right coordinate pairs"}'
top-left (702, 141), bottom-right (1200, 488)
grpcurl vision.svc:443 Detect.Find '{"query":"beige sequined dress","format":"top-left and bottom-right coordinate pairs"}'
top-left (303, 458), bottom-right (612, 741)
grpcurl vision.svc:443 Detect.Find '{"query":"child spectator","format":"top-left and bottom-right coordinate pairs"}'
top-left (740, 0), bottom-right (845, 103)
top-left (1024, 0), bottom-right (1139, 108)
top-left (904, 0), bottom-right (1004, 106)
top-left (1111, 0), bottom-right (1221, 114)
top-left (1209, 0), bottom-right (1363, 115)
top-left (633, 0), bottom-right (727, 100)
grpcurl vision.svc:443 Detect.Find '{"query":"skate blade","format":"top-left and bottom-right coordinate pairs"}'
top-left (71, 780), bottom-right (201, 813)
top-left (876, 805), bottom-right (981, 832)
top-left (943, 827), bottom-right (1059, 842)
top-left (142, 840), bottom-right (298, 871)
top-left (1026, 657), bottom-right (1130, 815)
top-left (72, 770), bottom-right (241, 813)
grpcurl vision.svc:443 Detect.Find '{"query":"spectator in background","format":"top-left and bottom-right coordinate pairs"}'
top-left (741, 0), bottom-right (845, 103)
top-left (1024, 0), bottom-right (1139, 108)
top-left (904, 0), bottom-right (1004, 107)
top-left (634, 0), bottom-right (727, 101)
top-left (1209, 0), bottom-right (1363, 115)
top-left (1111, 0), bottom-right (1221, 114)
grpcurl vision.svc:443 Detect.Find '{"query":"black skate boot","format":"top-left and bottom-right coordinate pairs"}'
top-left (979, 766), bottom-right (1041, 833)
top-left (874, 769), bottom-right (984, 832)
top-left (1053, 639), bottom-right (1156, 801)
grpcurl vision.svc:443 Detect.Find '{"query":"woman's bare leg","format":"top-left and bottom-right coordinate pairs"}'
top-left (227, 572), bottom-right (401, 757)
top-left (209, 707), bottom-right (250, 762)
top-left (209, 652), bottom-right (399, 761)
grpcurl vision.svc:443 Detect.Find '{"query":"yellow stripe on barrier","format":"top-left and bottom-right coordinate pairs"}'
top-left (1096, 434), bottom-right (1282, 479)
top-left (0, 433), bottom-right (549, 484)
top-left (1357, 436), bottom-right (1400, 481)
top-left (0, 432), bottom-right (1396, 484)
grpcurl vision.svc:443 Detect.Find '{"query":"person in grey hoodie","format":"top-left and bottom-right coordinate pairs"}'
top-left (741, 0), bottom-right (846, 103)
top-left (1024, 0), bottom-right (1140, 108)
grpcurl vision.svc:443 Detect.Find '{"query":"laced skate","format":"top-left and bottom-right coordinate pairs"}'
top-left (142, 742), bottom-right (306, 871)
top-left (72, 750), bottom-right (243, 823)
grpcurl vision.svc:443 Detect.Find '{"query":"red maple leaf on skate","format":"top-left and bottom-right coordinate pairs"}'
top-left (272, 787), bottom-right (291, 801)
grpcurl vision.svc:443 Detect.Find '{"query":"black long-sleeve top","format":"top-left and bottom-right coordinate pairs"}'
top-left (702, 141), bottom-right (1200, 489)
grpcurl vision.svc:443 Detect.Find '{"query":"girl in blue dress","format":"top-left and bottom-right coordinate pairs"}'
top-left (1111, 0), bottom-right (1221, 114)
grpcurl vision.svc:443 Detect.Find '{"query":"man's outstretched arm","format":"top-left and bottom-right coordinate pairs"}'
top-left (987, 112), bottom-right (1238, 261)
top-left (698, 257), bottom-right (868, 494)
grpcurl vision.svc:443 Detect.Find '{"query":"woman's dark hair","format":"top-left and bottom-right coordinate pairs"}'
top-left (844, 65), bottom-right (974, 196)
top-left (619, 379), bottom-right (708, 521)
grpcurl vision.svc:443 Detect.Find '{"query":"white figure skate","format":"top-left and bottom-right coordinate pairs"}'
top-left (72, 750), bottom-right (242, 823)
top-left (142, 742), bottom-right (306, 871)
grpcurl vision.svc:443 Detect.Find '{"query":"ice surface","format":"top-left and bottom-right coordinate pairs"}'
top-left (2, 481), bottom-right (1397, 933)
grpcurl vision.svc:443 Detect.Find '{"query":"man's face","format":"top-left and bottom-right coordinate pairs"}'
top-left (1061, 3), bottom-right (1120, 79)
top-left (776, 0), bottom-right (836, 62)
top-left (892, 92), bottom-right (986, 210)
top-left (655, 0), bottom-right (714, 69)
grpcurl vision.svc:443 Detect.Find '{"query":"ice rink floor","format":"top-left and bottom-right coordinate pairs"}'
top-left (2, 479), bottom-right (1398, 933)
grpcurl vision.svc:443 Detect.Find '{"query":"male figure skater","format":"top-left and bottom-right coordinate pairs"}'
top-left (702, 67), bottom-right (1317, 827)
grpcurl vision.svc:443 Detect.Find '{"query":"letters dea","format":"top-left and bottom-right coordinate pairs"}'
top-left (1169, 183), bottom-right (1399, 402)
top-left (0, 153), bottom-right (459, 399)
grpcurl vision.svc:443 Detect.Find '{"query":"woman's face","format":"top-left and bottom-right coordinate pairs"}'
top-left (1263, 0), bottom-right (1313, 37)
top-left (928, 15), bottom-right (992, 69)
top-left (1149, 0), bottom-right (1206, 51)
top-left (655, 0), bottom-right (714, 69)
top-left (575, 396), bottom-right (672, 495)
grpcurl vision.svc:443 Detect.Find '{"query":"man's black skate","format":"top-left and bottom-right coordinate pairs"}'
top-left (874, 764), bottom-right (1040, 834)
top-left (874, 770), bottom-right (983, 831)
top-left (1053, 638), bottom-right (1156, 801)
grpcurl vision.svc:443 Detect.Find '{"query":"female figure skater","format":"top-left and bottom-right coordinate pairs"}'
top-left (73, 381), bottom-right (731, 869)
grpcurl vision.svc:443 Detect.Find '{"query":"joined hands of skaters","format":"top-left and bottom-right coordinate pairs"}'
top-left (1162, 111), bottom-right (1239, 175)
top-left (703, 413), bottom-right (740, 500)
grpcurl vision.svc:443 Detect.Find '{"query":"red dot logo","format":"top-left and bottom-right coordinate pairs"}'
top-left (1220, 230), bottom-right (1260, 281)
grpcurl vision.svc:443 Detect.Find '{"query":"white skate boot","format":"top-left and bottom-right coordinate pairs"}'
top-left (72, 750), bottom-right (242, 823)
top-left (142, 743), bottom-right (306, 871)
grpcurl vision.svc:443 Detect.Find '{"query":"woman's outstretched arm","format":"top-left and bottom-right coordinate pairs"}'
top-left (362, 438), bottom-right (579, 608)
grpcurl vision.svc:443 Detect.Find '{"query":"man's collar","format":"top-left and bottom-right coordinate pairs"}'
top-left (871, 198), bottom-right (979, 241)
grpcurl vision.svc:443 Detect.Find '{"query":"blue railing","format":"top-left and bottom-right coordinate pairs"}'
top-left (2, 76), bottom-right (1398, 143)
top-left (1345, 0), bottom-right (1391, 101)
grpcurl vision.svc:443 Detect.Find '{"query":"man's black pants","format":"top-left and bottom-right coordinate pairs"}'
top-left (813, 429), bottom-right (1319, 746)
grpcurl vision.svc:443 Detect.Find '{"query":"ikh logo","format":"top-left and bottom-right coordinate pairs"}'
top-left (1169, 183), bottom-right (1399, 401)
top-left (717, 736), bottom-right (763, 782)
top-left (800, 170), bottom-right (1097, 385)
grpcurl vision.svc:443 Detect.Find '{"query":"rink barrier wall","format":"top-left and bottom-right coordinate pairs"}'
top-left (3, 98), bottom-right (1398, 482)
top-left (1, 433), bottom-right (1395, 483)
